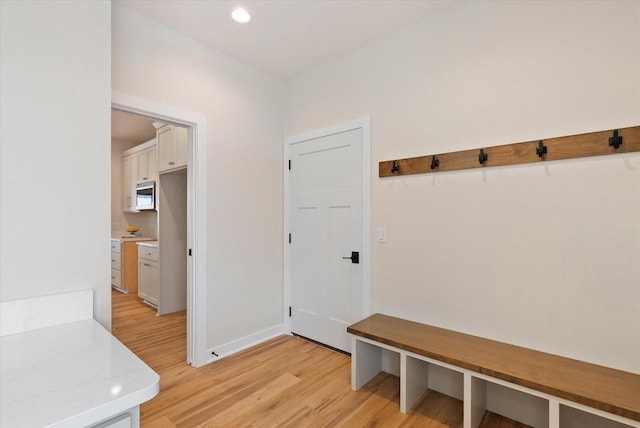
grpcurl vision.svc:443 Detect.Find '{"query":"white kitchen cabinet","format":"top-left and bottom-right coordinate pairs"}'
top-left (122, 154), bottom-right (138, 213)
top-left (111, 268), bottom-right (122, 289)
top-left (138, 244), bottom-right (159, 307)
top-left (111, 240), bottom-right (123, 289)
top-left (136, 146), bottom-right (157, 184)
top-left (111, 246), bottom-right (123, 289)
top-left (92, 413), bottom-right (132, 428)
top-left (157, 125), bottom-right (188, 172)
top-left (122, 138), bottom-right (157, 213)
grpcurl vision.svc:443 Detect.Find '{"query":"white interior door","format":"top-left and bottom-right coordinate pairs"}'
top-left (289, 128), bottom-right (363, 352)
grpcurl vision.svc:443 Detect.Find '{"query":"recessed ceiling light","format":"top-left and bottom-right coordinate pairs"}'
top-left (231, 7), bottom-right (251, 23)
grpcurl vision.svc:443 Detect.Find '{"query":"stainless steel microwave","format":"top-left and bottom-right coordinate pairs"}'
top-left (136, 181), bottom-right (155, 211)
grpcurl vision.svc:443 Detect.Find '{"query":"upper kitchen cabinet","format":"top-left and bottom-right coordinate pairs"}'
top-left (122, 154), bottom-right (138, 213)
top-left (122, 138), bottom-right (157, 213)
top-left (157, 125), bottom-right (188, 173)
top-left (137, 146), bottom-right (157, 184)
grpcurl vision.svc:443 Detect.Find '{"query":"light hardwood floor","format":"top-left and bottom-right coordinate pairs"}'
top-left (112, 290), bottom-right (526, 427)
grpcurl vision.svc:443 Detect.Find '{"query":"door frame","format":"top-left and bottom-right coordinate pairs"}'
top-left (111, 91), bottom-right (209, 367)
top-left (283, 117), bottom-right (372, 336)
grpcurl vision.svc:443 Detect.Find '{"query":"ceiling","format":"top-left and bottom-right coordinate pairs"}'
top-left (114, 0), bottom-right (451, 80)
top-left (112, 1), bottom-right (451, 143)
top-left (111, 110), bottom-right (157, 145)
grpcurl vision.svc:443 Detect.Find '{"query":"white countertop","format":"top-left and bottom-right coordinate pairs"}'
top-left (0, 319), bottom-right (160, 428)
top-left (136, 240), bottom-right (158, 248)
top-left (111, 236), bottom-right (157, 242)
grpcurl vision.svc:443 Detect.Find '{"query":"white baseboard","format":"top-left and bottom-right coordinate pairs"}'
top-left (205, 323), bottom-right (284, 364)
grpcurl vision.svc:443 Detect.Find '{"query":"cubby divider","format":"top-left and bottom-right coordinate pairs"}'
top-left (401, 354), bottom-right (430, 413)
top-left (465, 374), bottom-right (487, 428)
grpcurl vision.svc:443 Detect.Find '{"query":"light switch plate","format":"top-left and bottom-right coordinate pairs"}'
top-left (377, 227), bottom-right (386, 243)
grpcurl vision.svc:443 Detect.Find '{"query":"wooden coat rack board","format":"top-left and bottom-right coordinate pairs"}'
top-left (379, 125), bottom-right (640, 178)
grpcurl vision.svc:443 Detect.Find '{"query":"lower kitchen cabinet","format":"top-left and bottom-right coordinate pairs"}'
top-left (111, 239), bottom-right (138, 294)
top-left (137, 238), bottom-right (186, 316)
top-left (137, 244), bottom-right (159, 307)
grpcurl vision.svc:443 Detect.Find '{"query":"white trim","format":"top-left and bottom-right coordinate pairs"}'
top-left (205, 323), bottom-right (285, 364)
top-left (283, 134), bottom-right (291, 333)
top-left (361, 117), bottom-right (372, 315)
top-left (283, 116), bottom-right (373, 334)
top-left (111, 91), bottom-right (208, 368)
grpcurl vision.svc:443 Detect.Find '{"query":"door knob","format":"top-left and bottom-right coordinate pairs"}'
top-left (342, 251), bottom-right (359, 264)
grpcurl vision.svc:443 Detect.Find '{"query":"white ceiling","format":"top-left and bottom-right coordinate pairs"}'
top-left (114, 0), bottom-right (451, 80)
top-left (112, 0), bottom-right (451, 143)
top-left (111, 110), bottom-right (157, 145)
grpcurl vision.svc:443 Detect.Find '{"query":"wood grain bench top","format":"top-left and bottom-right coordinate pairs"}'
top-left (347, 313), bottom-right (640, 422)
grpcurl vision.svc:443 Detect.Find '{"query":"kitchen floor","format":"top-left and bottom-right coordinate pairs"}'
top-left (111, 290), bottom-right (525, 427)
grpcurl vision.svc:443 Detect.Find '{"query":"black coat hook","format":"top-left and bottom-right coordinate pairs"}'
top-left (536, 140), bottom-right (547, 158)
top-left (478, 149), bottom-right (488, 165)
top-left (391, 160), bottom-right (400, 174)
top-left (430, 155), bottom-right (439, 170)
top-left (609, 130), bottom-right (622, 149)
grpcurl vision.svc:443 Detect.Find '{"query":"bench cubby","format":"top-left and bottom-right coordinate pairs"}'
top-left (348, 314), bottom-right (640, 428)
top-left (403, 352), bottom-right (464, 414)
top-left (560, 404), bottom-right (635, 428)
top-left (468, 373), bottom-right (549, 427)
top-left (352, 336), bottom-right (400, 390)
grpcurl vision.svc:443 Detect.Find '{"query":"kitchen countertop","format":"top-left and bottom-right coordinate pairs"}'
top-left (111, 236), bottom-right (157, 242)
top-left (136, 240), bottom-right (158, 248)
top-left (0, 319), bottom-right (159, 428)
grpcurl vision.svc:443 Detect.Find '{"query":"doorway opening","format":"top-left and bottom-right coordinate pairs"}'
top-left (111, 92), bottom-right (208, 367)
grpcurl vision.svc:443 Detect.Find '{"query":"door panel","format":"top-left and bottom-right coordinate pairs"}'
top-left (296, 207), bottom-right (320, 315)
top-left (329, 205), bottom-right (353, 324)
top-left (290, 128), bottom-right (362, 352)
top-left (298, 145), bottom-right (351, 192)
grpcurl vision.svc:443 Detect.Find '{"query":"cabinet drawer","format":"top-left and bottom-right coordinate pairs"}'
top-left (111, 241), bottom-right (122, 253)
top-left (138, 245), bottom-right (159, 262)
top-left (111, 251), bottom-right (122, 270)
top-left (111, 268), bottom-right (122, 287)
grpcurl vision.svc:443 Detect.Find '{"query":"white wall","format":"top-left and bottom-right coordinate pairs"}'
top-left (0, 1), bottom-right (112, 328)
top-left (112, 6), bottom-right (285, 352)
top-left (286, 1), bottom-right (640, 373)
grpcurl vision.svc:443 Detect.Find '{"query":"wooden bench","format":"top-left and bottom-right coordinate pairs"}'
top-left (347, 313), bottom-right (640, 428)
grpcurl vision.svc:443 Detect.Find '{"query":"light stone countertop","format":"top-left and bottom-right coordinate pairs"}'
top-left (111, 236), bottom-right (157, 242)
top-left (136, 240), bottom-right (158, 248)
top-left (0, 319), bottom-right (160, 428)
